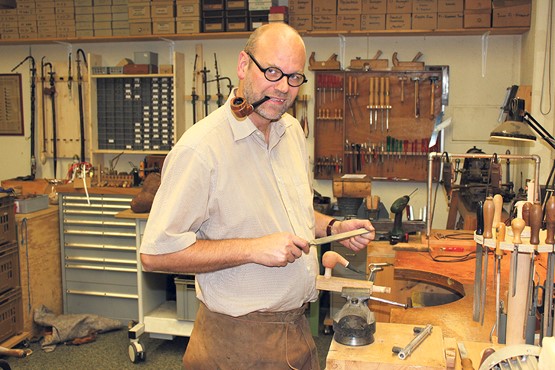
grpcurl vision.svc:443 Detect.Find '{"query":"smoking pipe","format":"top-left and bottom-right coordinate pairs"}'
top-left (231, 95), bottom-right (270, 118)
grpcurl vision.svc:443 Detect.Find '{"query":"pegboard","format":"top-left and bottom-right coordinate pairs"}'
top-left (313, 70), bottom-right (446, 182)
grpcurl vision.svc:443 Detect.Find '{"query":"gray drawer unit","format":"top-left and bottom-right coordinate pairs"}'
top-left (329, 243), bottom-right (367, 319)
top-left (60, 193), bottom-right (138, 322)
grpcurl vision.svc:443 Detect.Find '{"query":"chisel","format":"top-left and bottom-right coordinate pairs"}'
top-left (510, 218), bottom-right (525, 297)
top-left (480, 196), bottom-right (495, 325)
top-left (494, 222), bottom-right (506, 341)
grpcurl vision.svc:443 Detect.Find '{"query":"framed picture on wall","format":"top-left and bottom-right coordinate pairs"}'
top-left (0, 73), bottom-right (24, 136)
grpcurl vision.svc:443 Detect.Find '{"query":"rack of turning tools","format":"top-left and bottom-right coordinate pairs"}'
top-left (314, 70), bottom-right (444, 182)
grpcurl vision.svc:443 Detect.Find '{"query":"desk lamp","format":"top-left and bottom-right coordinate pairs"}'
top-left (490, 98), bottom-right (555, 150)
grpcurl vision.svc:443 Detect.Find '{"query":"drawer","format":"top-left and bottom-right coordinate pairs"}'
top-left (64, 263), bottom-right (137, 286)
top-left (64, 247), bottom-right (136, 262)
top-left (66, 279), bottom-right (138, 296)
top-left (65, 293), bottom-right (138, 322)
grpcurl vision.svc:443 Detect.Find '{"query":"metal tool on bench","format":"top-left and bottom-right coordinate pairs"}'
top-left (392, 324), bottom-right (433, 360)
top-left (473, 200), bottom-right (484, 322)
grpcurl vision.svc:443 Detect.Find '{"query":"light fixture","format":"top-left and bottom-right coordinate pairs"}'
top-left (490, 98), bottom-right (555, 150)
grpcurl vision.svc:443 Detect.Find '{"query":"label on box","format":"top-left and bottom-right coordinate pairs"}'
top-left (313, 15), bottom-right (337, 30)
top-left (437, 12), bottom-right (463, 28)
top-left (413, 0), bottom-right (437, 13)
top-left (386, 13), bottom-right (411, 29)
top-left (289, 0), bottom-right (312, 14)
top-left (464, 0), bottom-right (492, 10)
top-left (313, 0), bottom-right (336, 15)
top-left (337, 14), bottom-right (361, 30)
top-left (387, 0), bottom-right (413, 13)
top-left (464, 9), bottom-right (492, 28)
top-left (338, 0), bottom-right (362, 14)
top-left (412, 12), bottom-right (437, 28)
top-left (289, 14), bottom-right (312, 30)
top-left (362, 0), bottom-right (387, 13)
top-left (438, 0), bottom-right (463, 12)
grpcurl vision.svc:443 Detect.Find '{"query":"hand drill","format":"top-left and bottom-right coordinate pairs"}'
top-left (389, 189), bottom-right (417, 245)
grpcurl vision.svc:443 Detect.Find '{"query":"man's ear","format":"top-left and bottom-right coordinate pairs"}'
top-left (237, 51), bottom-right (249, 80)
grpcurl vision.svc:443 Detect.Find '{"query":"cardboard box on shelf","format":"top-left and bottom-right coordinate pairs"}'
top-left (412, 12), bottom-right (437, 29)
top-left (386, 13), bottom-right (411, 29)
top-left (289, 14), bottom-right (312, 30)
top-left (361, 13), bottom-right (386, 30)
top-left (413, 0), bottom-right (437, 13)
top-left (464, 0), bottom-right (492, 10)
top-left (313, 15), bottom-right (336, 30)
top-left (438, 0), bottom-right (463, 12)
top-left (176, 17), bottom-right (201, 33)
top-left (338, 0), bottom-right (362, 14)
top-left (289, 0), bottom-right (312, 14)
top-left (313, 0), bottom-right (336, 15)
top-left (437, 12), bottom-right (463, 28)
top-left (464, 9), bottom-right (491, 28)
top-left (337, 14), bottom-right (361, 30)
top-left (492, 0), bottom-right (530, 28)
top-left (153, 18), bottom-right (176, 34)
top-left (362, 0), bottom-right (387, 13)
top-left (387, 0), bottom-right (413, 13)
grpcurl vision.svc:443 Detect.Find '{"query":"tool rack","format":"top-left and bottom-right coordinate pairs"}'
top-left (313, 69), bottom-right (445, 182)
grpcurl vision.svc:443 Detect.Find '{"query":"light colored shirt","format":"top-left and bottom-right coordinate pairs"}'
top-left (141, 92), bottom-right (319, 316)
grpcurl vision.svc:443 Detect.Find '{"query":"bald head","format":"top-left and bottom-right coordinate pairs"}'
top-left (244, 23), bottom-right (306, 64)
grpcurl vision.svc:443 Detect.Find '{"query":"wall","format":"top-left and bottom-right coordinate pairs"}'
top-left (0, 1), bottom-right (551, 230)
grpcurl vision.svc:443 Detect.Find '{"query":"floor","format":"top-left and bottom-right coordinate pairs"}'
top-left (3, 303), bottom-right (335, 370)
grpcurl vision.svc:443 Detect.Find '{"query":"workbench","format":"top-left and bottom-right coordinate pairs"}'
top-left (327, 229), bottom-right (546, 369)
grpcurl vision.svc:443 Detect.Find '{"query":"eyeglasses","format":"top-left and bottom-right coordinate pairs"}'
top-left (246, 52), bottom-right (307, 87)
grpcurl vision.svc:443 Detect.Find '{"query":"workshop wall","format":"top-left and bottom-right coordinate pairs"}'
top-left (0, 1), bottom-right (551, 230)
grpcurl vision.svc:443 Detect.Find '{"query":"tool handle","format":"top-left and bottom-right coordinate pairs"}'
top-left (380, 77), bottom-right (385, 106)
top-left (476, 200), bottom-right (484, 236)
top-left (461, 358), bottom-right (475, 370)
top-left (511, 218), bottom-right (525, 245)
top-left (522, 202), bottom-right (531, 225)
top-left (385, 77), bottom-right (390, 106)
top-left (493, 194), bottom-right (504, 226)
top-left (529, 202), bottom-right (543, 245)
top-left (546, 196), bottom-right (555, 244)
top-left (496, 223), bottom-right (506, 256)
top-left (483, 196), bottom-right (495, 239)
top-left (369, 77), bottom-right (374, 105)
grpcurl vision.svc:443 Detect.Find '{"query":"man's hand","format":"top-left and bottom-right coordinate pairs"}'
top-left (252, 232), bottom-right (310, 267)
top-left (333, 219), bottom-right (375, 252)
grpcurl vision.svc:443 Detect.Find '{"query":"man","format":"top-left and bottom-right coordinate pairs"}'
top-left (140, 23), bottom-right (375, 369)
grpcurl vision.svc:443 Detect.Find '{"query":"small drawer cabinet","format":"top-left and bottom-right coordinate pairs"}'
top-left (59, 193), bottom-right (138, 322)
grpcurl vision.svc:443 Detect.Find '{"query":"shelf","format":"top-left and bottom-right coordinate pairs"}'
top-left (92, 150), bottom-right (170, 155)
top-left (91, 73), bottom-right (174, 79)
top-left (0, 27), bottom-right (529, 45)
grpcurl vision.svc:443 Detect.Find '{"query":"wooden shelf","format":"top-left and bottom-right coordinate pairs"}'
top-left (91, 73), bottom-right (174, 79)
top-left (0, 27), bottom-right (529, 45)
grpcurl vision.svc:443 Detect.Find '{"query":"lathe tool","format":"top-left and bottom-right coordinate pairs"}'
top-left (493, 222), bottom-right (505, 341)
top-left (374, 77), bottom-right (379, 128)
top-left (385, 77), bottom-right (390, 131)
top-left (368, 77), bottom-right (374, 128)
top-left (380, 77), bottom-right (385, 130)
top-left (480, 196), bottom-right (495, 325)
top-left (399, 75), bottom-right (407, 103)
top-left (510, 218), bottom-right (525, 297)
top-left (473, 200), bottom-right (484, 322)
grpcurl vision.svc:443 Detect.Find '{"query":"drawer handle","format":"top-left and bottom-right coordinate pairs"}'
top-left (65, 263), bottom-right (137, 273)
top-left (66, 289), bottom-right (138, 299)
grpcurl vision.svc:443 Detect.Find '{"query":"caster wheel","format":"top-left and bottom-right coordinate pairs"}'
top-left (128, 342), bottom-right (145, 363)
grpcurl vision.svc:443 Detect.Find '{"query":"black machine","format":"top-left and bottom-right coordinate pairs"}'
top-left (456, 146), bottom-right (515, 211)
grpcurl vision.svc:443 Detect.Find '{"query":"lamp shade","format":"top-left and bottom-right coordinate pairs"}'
top-left (490, 119), bottom-right (537, 142)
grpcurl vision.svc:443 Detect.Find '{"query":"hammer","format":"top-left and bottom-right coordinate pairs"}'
top-left (429, 76), bottom-right (439, 119)
top-left (412, 77), bottom-right (420, 118)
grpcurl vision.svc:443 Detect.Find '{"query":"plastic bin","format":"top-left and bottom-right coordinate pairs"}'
top-left (0, 287), bottom-right (23, 343)
top-left (0, 194), bottom-right (15, 245)
top-left (174, 277), bottom-right (199, 321)
top-left (0, 242), bottom-right (19, 294)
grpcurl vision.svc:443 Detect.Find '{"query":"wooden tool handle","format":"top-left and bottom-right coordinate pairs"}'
top-left (369, 77), bottom-right (374, 105)
top-left (385, 77), bottom-right (390, 106)
top-left (483, 196), bottom-right (495, 239)
top-left (496, 223), bottom-right (506, 256)
top-left (493, 194), bottom-right (503, 226)
top-left (511, 218), bottom-right (525, 244)
top-left (380, 77), bottom-right (385, 106)
top-left (529, 202), bottom-right (543, 245)
top-left (522, 202), bottom-right (532, 225)
top-left (461, 358), bottom-right (475, 370)
top-left (546, 197), bottom-right (555, 244)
